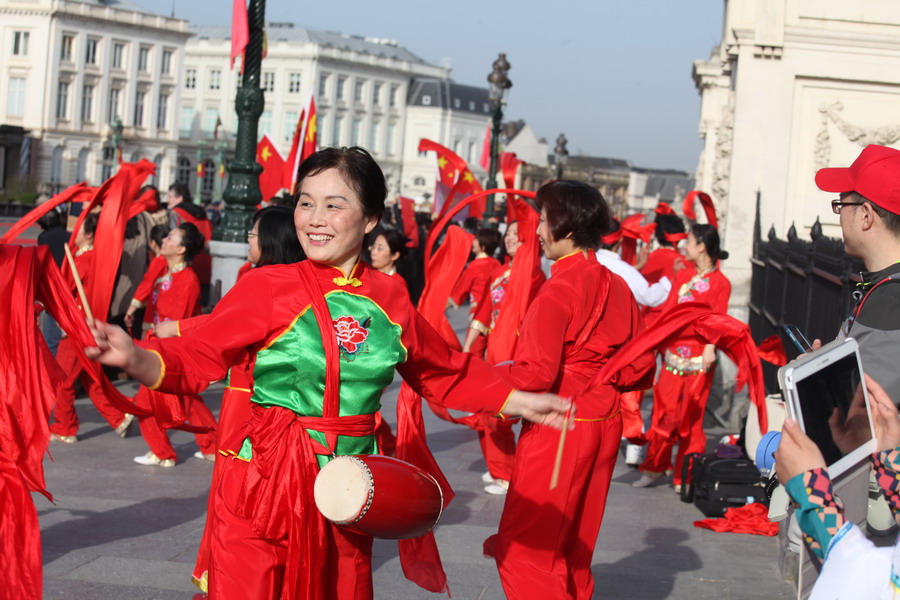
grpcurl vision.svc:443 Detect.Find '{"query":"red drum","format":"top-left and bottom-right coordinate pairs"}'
top-left (313, 454), bottom-right (444, 540)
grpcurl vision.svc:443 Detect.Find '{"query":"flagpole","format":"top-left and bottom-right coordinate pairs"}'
top-left (216, 0), bottom-right (266, 243)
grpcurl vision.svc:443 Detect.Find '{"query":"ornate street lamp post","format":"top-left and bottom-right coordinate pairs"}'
top-left (215, 0), bottom-right (266, 243)
top-left (111, 117), bottom-right (124, 174)
top-left (207, 0), bottom-right (266, 300)
top-left (484, 53), bottom-right (512, 225)
top-left (554, 133), bottom-right (568, 180)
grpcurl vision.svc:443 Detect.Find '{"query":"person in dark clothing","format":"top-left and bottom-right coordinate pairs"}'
top-left (37, 209), bottom-right (69, 354)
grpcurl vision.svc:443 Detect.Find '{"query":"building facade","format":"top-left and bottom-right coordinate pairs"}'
top-left (0, 0), bottom-right (190, 196)
top-left (182, 23), bottom-right (450, 202)
top-left (693, 0), bottom-right (900, 318)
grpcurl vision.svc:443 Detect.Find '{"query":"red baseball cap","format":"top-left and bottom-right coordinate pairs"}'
top-left (815, 145), bottom-right (900, 215)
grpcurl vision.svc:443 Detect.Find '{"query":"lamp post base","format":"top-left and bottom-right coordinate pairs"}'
top-left (209, 240), bottom-right (249, 303)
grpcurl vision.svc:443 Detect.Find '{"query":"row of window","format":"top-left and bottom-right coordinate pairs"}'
top-left (177, 106), bottom-right (398, 155)
top-left (47, 80), bottom-right (170, 129)
top-left (10, 31), bottom-right (173, 75)
top-left (183, 68), bottom-right (402, 108)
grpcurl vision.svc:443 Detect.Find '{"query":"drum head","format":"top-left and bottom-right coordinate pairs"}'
top-left (314, 456), bottom-right (372, 524)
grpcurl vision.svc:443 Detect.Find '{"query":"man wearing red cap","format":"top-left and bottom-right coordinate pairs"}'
top-left (815, 144), bottom-right (900, 401)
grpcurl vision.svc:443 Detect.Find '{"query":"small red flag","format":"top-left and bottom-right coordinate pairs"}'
top-left (418, 139), bottom-right (483, 218)
top-left (399, 196), bottom-right (419, 248)
top-left (284, 108), bottom-right (306, 191)
top-left (230, 0), bottom-right (249, 71)
top-left (256, 134), bottom-right (286, 202)
top-left (300, 97), bottom-right (318, 163)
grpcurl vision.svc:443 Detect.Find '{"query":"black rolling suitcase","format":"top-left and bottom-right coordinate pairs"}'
top-left (679, 452), bottom-right (767, 517)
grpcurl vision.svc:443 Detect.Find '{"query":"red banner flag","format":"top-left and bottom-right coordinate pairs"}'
top-left (230, 0), bottom-right (249, 71)
top-left (284, 108), bottom-right (306, 191)
top-left (300, 97), bottom-right (318, 163)
top-left (256, 134), bottom-right (286, 202)
top-left (418, 139), bottom-right (483, 218)
top-left (399, 196), bottom-right (419, 248)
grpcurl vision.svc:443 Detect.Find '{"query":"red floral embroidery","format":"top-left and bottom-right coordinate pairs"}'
top-left (334, 315), bottom-right (369, 359)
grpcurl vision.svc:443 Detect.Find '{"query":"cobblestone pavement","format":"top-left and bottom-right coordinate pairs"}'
top-left (35, 304), bottom-right (794, 599)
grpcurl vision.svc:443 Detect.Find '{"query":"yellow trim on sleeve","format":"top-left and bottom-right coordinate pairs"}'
top-left (175, 320), bottom-right (182, 337)
top-left (574, 410), bottom-right (620, 422)
top-left (130, 298), bottom-right (145, 309)
top-left (496, 389), bottom-right (515, 419)
top-left (147, 349), bottom-right (166, 391)
top-left (226, 386), bottom-right (252, 393)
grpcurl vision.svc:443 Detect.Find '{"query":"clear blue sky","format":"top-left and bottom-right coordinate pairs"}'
top-left (137, 0), bottom-right (724, 172)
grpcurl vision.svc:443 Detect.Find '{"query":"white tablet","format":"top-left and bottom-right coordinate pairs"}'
top-left (777, 337), bottom-right (875, 479)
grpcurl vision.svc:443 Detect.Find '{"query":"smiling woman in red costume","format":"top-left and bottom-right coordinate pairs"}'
top-left (486, 180), bottom-right (655, 600)
top-left (84, 147), bottom-right (571, 600)
top-left (633, 223), bottom-right (731, 491)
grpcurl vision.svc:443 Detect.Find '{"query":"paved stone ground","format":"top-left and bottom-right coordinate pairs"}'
top-left (35, 305), bottom-right (795, 599)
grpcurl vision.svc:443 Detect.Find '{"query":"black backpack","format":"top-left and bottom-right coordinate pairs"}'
top-left (679, 452), bottom-right (767, 517)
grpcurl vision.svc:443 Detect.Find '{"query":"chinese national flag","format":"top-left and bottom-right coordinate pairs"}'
top-left (300, 97), bottom-right (318, 162)
top-left (256, 134), bottom-right (286, 201)
top-left (231, 0), bottom-right (249, 71)
top-left (417, 139), bottom-right (483, 219)
top-left (283, 108), bottom-right (306, 191)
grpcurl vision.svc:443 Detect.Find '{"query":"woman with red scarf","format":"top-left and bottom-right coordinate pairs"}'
top-left (84, 147), bottom-right (571, 600)
top-left (487, 181), bottom-right (655, 599)
top-left (634, 223), bottom-right (731, 491)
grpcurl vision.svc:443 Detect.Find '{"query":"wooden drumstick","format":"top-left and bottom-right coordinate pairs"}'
top-left (549, 406), bottom-right (573, 490)
top-left (63, 243), bottom-right (94, 323)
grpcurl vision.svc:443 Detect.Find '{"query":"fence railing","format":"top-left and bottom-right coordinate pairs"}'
top-left (748, 200), bottom-right (864, 393)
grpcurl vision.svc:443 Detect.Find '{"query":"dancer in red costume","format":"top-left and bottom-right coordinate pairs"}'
top-left (50, 212), bottom-right (133, 443)
top-left (152, 205), bottom-right (305, 592)
top-left (634, 223), bottom-right (731, 490)
top-left (449, 227), bottom-right (502, 357)
top-left (640, 204), bottom-right (689, 327)
top-left (85, 147), bottom-right (571, 600)
top-left (486, 181), bottom-right (655, 600)
top-left (463, 220), bottom-right (546, 494)
top-left (129, 223), bottom-right (218, 467)
top-left (166, 182), bottom-right (213, 304)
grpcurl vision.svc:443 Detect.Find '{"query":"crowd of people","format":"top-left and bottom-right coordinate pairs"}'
top-left (10, 142), bottom-right (900, 598)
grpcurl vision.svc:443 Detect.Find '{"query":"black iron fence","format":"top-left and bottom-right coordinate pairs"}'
top-left (748, 202), bottom-right (865, 393)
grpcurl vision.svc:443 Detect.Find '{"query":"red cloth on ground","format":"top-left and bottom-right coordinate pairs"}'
top-left (486, 252), bottom-right (654, 600)
top-left (693, 503), bottom-right (779, 536)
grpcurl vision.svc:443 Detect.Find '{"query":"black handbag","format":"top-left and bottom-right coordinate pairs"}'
top-left (680, 452), bottom-right (767, 517)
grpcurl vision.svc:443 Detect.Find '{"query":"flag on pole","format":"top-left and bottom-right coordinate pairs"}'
top-left (283, 108), bottom-right (306, 191)
top-left (478, 123), bottom-right (492, 171)
top-left (218, 162), bottom-right (226, 179)
top-left (196, 161), bottom-right (207, 179)
top-left (256, 134), bottom-right (286, 202)
top-left (418, 139), bottom-right (483, 219)
top-left (300, 97), bottom-right (318, 162)
top-left (399, 196), bottom-right (420, 248)
top-left (230, 0), bottom-right (249, 70)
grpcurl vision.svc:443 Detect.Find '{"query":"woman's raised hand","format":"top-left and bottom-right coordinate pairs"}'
top-left (85, 318), bottom-right (138, 369)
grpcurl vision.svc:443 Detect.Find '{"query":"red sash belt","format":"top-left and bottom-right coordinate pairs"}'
top-left (233, 404), bottom-right (376, 600)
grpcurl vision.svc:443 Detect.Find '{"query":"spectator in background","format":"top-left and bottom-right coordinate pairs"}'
top-left (36, 208), bottom-right (69, 355)
top-left (167, 182), bottom-right (213, 306)
top-left (109, 210), bottom-right (154, 342)
top-left (141, 185), bottom-right (168, 226)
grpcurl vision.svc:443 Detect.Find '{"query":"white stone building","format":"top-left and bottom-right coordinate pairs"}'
top-left (693, 0), bottom-right (900, 317)
top-left (400, 78), bottom-right (492, 205)
top-left (181, 23), bottom-right (452, 202)
top-left (0, 0), bottom-right (190, 194)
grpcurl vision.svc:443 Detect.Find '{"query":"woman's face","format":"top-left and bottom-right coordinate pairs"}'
top-left (537, 207), bottom-right (573, 261)
top-left (504, 221), bottom-right (521, 258)
top-left (472, 237), bottom-right (483, 255)
top-left (294, 168), bottom-right (378, 274)
top-left (684, 232), bottom-right (705, 264)
top-left (247, 221), bottom-right (261, 265)
top-left (74, 223), bottom-right (92, 247)
top-left (369, 234), bottom-right (399, 273)
top-left (160, 228), bottom-right (185, 260)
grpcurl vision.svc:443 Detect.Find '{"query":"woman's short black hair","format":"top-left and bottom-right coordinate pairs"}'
top-left (475, 227), bottom-right (502, 258)
top-left (37, 208), bottom-right (63, 231)
top-left (168, 182), bottom-right (192, 204)
top-left (691, 223), bottom-right (729, 261)
top-left (176, 222), bottom-right (205, 263)
top-left (82, 211), bottom-right (100, 237)
top-left (252, 205), bottom-right (305, 266)
top-left (654, 213), bottom-right (686, 247)
top-left (376, 228), bottom-right (409, 261)
top-left (294, 146), bottom-right (386, 221)
top-left (149, 224), bottom-right (169, 248)
top-left (535, 180), bottom-right (612, 250)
